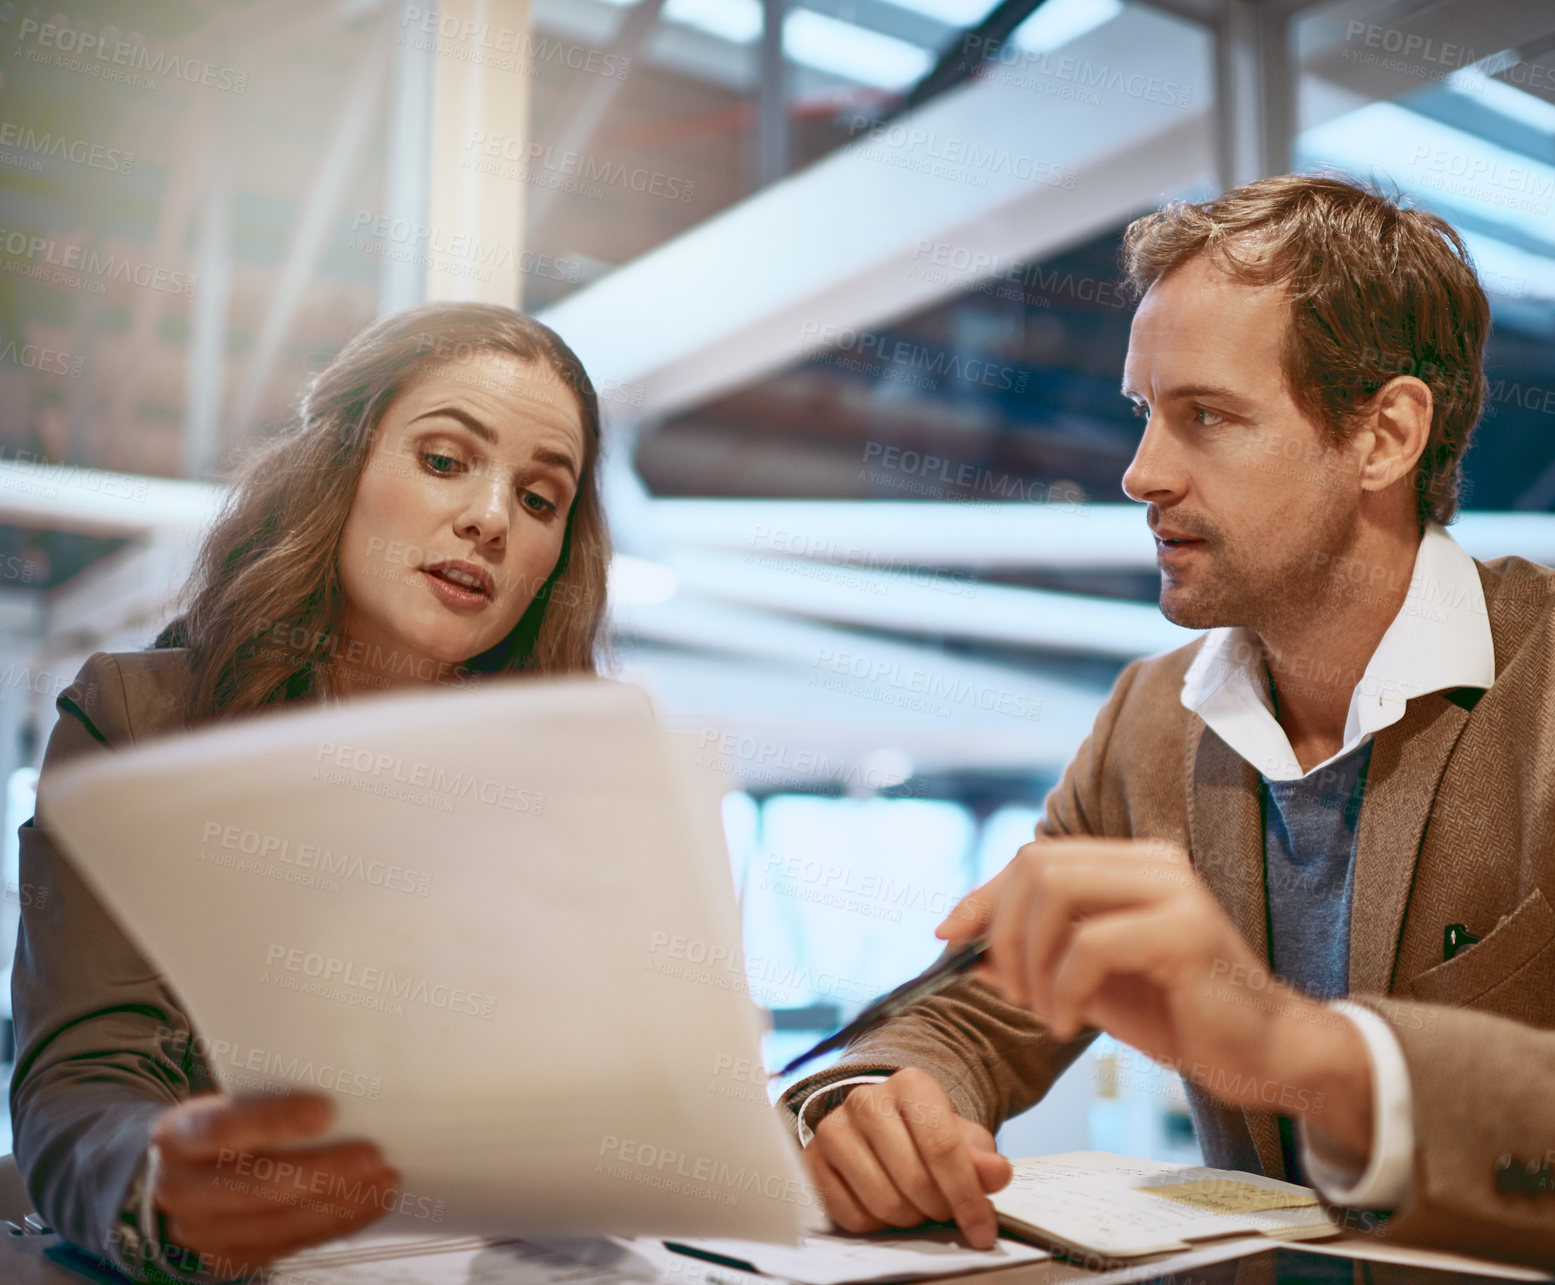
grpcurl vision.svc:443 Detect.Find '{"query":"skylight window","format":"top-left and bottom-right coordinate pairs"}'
top-left (783, 9), bottom-right (935, 90)
top-left (1011, 0), bottom-right (1124, 54)
top-left (1299, 101), bottom-right (1555, 252)
top-left (1447, 62), bottom-right (1555, 133)
top-left (664, 0), bottom-right (764, 44)
top-left (874, 0), bottom-right (1004, 24)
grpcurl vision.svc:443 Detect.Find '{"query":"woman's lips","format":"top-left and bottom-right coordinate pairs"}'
top-left (420, 568), bottom-right (491, 611)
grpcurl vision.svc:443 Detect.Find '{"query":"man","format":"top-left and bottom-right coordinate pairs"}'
top-left (783, 175), bottom-right (1555, 1267)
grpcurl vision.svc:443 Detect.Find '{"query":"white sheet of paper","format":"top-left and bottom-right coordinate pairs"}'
top-left (1297, 1236), bottom-right (1555, 1281)
top-left (270, 1232), bottom-right (1272, 1285)
top-left (641, 1230), bottom-right (1050, 1285)
top-left (993, 1152), bottom-right (1331, 1257)
top-left (43, 677), bottom-right (807, 1241)
top-left (268, 1235), bottom-right (671, 1285)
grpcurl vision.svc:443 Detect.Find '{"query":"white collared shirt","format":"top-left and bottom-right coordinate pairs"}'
top-left (1180, 521), bottom-right (1495, 781)
top-left (1180, 519), bottom-right (1494, 1208)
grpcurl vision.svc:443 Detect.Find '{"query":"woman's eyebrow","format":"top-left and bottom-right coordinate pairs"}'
top-left (408, 406), bottom-right (497, 445)
top-left (529, 447), bottom-right (579, 482)
top-left (410, 406), bottom-right (579, 480)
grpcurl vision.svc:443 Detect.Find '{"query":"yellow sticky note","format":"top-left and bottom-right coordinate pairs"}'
top-left (1136, 1180), bottom-right (1320, 1215)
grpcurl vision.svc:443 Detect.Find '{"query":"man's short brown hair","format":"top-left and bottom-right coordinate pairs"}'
top-left (1121, 173), bottom-right (1489, 525)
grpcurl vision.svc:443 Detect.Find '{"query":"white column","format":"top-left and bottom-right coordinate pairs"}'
top-left (426, 0), bottom-right (532, 305)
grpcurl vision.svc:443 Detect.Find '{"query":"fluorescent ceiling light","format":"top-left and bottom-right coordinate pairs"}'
top-left (608, 554), bottom-right (679, 605)
top-left (1456, 228), bottom-right (1555, 304)
top-left (1012, 0), bottom-right (1124, 54)
top-left (783, 9), bottom-right (934, 90)
top-left (665, 0), bottom-right (763, 44)
top-left (875, 0), bottom-right (1004, 24)
top-left (1447, 64), bottom-right (1555, 133)
top-left (1298, 101), bottom-right (1555, 252)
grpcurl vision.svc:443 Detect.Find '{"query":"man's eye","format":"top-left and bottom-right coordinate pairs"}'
top-left (1194, 407), bottom-right (1224, 427)
top-left (421, 452), bottom-right (460, 475)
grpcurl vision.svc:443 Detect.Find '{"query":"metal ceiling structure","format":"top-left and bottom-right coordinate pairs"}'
top-left (2, 0), bottom-right (1555, 788)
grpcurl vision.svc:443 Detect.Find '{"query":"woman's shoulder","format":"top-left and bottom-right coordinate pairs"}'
top-left (57, 647), bottom-right (195, 747)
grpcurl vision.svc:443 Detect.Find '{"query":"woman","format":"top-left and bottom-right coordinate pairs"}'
top-left (9, 302), bottom-right (610, 1281)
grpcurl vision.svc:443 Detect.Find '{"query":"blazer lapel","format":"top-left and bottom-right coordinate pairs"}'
top-left (1186, 718), bottom-right (1268, 960)
top-left (1184, 717), bottom-right (1284, 1177)
top-left (1348, 694), bottom-right (1472, 995)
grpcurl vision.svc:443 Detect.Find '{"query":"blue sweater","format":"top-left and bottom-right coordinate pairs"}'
top-left (1262, 739), bottom-right (1373, 1184)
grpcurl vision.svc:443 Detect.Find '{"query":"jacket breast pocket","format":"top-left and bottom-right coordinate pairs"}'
top-left (1404, 886), bottom-right (1555, 1026)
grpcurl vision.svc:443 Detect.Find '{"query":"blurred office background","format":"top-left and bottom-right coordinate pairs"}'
top-left (1, 0), bottom-right (1554, 1161)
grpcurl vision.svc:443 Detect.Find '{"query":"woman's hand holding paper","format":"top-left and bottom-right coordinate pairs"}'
top-left (150, 1092), bottom-right (399, 1273)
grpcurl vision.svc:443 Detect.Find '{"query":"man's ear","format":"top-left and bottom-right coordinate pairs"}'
top-left (1359, 375), bottom-right (1432, 495)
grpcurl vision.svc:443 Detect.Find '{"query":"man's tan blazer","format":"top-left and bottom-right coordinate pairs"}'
top-left (783, 554), bottom-right (1555, 1267)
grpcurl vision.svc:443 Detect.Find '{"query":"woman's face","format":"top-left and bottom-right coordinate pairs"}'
top-left (335, 351), bottom-right (586, 688)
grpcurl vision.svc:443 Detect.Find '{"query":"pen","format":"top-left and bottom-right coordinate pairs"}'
top-left (774, 936), bottom-right (989, 1078)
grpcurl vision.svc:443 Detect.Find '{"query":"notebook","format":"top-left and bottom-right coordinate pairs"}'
top-left (992, 1151), bottom-right (1335, 1260)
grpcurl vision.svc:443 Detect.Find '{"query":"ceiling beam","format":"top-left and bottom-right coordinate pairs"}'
top-left (538, 4), bottom-right (1216, 422)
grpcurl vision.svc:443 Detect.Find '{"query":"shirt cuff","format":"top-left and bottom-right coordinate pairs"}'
top-left (116, 1145), bottom-right (238, 1283)
top-left (794, 1074), bottom-right (893, 1147)
top-left (1296, 999), bottom-right (1414, 1210)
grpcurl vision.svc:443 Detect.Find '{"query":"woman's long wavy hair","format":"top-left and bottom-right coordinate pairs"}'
top-left (159, 302), bottom-right (610, 725)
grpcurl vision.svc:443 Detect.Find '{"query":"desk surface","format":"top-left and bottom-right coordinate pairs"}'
top-left (0, 1235), bottom-right (85, 1284)
top-left (0, 1234), bottom-right (1535, 1285)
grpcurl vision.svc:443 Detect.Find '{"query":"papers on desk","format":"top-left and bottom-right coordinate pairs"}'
top-left (647, 1230), bottom-right (1049, 1284)
top-left (42, 678), bottom-right (807, 1241)
top-left (266, 1231), bottom-right (1048, 1285)
top-left (992, 1151), bottom-right (1334, 1258)
top-left (268, 1234), bottom-right (666, 1285)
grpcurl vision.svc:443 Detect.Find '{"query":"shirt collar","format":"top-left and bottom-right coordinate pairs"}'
top-left (1179, 521), bottom-right (1495, 780)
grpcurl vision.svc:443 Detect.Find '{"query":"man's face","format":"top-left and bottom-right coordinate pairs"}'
top-left (1120, 254), bottom-right (1363, 633)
